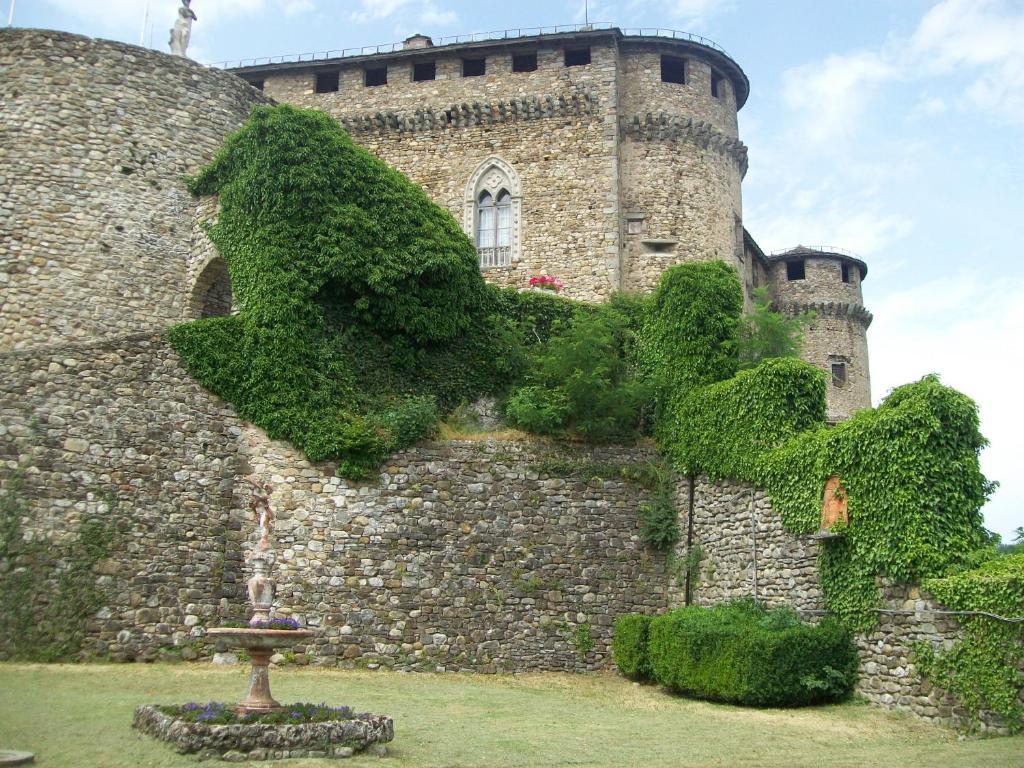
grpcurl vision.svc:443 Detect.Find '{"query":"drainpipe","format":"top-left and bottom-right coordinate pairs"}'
top-left (684, 474), bottom-right (695, 606)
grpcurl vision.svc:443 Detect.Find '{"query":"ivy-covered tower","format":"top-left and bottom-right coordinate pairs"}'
top-left (759, 245), bottom-right (872, 422)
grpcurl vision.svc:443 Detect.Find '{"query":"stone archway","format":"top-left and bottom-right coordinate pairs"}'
top-left (189, 257), bottom-right (233, 319)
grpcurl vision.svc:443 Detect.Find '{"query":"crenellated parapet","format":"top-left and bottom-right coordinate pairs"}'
top-left (337, 90), bottom-right (599, 136)
top-left (779, 300), bottom-right (873, 329)
top-left (619, 112), bottom-right (748, 173)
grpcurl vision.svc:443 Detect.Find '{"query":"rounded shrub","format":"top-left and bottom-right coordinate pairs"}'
top-left (646, 601), bottom-right (858, 707)
top-left (612, 614), bottom-right (653, 681)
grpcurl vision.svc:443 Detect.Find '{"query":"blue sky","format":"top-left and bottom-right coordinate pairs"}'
top-left (12, 0), bottom-right (1023, 540)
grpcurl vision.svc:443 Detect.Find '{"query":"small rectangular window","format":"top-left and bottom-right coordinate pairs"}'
top-left (831, 362), bottom-right (847, 386)
top-left (786, 260), bottom-right (806, 281)
top-left (512, 52), bottom-right (538, 73)
top-left (564, 48), bottom-right (591, 67)
top-left (841, 263), bottom-right (851, 283)
top-left (364, 66), bottom-right (387, 87)
top-left (315, 71), bottom-right (339, 93)
top-left (462, 58), bottom-right (486, 77)
top-left (711, 74), bottom-right (722, 98)
top-left (246, 79), bottom-right (265, 91)
top-left (412, 61), bottom-right (436, 82)
top-left (661, 56), bottom-right (686, 85)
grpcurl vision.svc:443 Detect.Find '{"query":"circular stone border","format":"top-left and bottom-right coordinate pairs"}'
top-left (132, 705), bottom-right (393, 761)
top-left (0, 752), bottom-right (35, 767)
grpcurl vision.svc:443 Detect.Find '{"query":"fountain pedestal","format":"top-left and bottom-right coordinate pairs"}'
top-left (206, 628), bottom-right (314, 714)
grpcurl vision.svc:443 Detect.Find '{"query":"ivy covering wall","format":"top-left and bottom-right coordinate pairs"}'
top-left (170, 105), bottom-right (523, 477)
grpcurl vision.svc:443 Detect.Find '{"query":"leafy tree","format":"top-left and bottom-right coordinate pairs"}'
top-left (737, 287), bottom-right (814, 369)
top-left (504, 308), bottom-right (650, 443)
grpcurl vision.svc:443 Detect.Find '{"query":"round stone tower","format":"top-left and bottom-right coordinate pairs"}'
top-left (617, 34), bottom-right (749, 293)
top-left (762, 246), bottom-right (872, 422)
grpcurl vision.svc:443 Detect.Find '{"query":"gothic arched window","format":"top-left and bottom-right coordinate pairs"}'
top-left (464, 157), bottom-right (521, 269)
top-left (476, 190), bottom-right (512, 267)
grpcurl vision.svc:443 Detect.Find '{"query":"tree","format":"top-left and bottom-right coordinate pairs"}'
top-left (737, 287), bottom-right (814, 369)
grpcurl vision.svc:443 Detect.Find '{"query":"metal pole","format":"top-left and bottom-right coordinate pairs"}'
top-left (749, 489), bottom-right (758, 605)
top-left (7, 0), bottom-right (16, 28)
top-left (140, 0), bottom-right (150, 46)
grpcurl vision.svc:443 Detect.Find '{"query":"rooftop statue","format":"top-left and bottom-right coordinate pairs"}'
top-left (168, 0), bottom-right (197, 57)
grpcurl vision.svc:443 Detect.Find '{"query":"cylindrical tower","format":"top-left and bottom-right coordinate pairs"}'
top-left (762, 246), bottom-right (872, 422)
top-left (617, 34), bottom-right (749, 293)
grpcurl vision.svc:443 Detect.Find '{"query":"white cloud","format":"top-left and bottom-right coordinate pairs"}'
top-left (349, 0), bottom-right (457, 28)
top-left (782, 52), bottom-right (896, 145)
top-left (869, 274), bottom-right (1024, 539)
top-left (778, 0), bottom-right (1024, 145)
top-left (283, 0), bottom-right (316, 17)
top-left (41, 0), bottom-right (307, 39)
top-left (910, 0), bottom-right (1024, 122)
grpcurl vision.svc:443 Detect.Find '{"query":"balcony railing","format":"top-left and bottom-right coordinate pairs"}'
top-left (211, 23), bottom-right (730, 70)
top-left (478, 246), bottom-right (511, 269)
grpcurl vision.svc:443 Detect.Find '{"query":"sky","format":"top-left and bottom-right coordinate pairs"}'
top-left (9, 0), bottom-right (1023, 540)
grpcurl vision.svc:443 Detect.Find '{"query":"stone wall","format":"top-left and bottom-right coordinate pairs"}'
top-left (676, 476), bottom-right (823, 611)
top-left (0, 29), bottom-right (269, 352)
top-left (0, 333), bottom-right (669, 671)
top-left (0, 334), bottom-right (249, 660)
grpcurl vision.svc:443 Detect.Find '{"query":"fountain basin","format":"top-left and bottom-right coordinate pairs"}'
top-left (206, 627), bottom-right (314, 651)
top-left (207, 628), bottom-right (315, 714)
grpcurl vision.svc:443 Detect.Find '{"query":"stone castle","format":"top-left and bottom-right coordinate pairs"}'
top-left (2, 26), bottom-right (984, 731)
top-left (228, 25), bottom-right (871, 422)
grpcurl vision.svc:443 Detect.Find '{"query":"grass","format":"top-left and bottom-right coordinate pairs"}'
top-left (1, 663), bottom-right (1022, 767)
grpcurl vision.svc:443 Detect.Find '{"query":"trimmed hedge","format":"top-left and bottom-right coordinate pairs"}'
top-left (612, 614), bottom-right (652, 680)
top-left (617, 601), bottom-right (858, 707)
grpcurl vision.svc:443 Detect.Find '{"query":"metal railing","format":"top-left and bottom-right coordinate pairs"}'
top-left (769, 245), bottom-right (863, 259)
top-left (210, 22), bottom-right (729, 70)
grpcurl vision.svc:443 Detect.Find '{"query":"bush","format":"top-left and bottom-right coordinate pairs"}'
top-left (638, 476), bottom-right (679, 551)
top-left (737, 287), bottom-right (814, 369)
top-left (612, 614), bottom-right (653, 681)
top-left (646, 601), bottom-right (858, 707)
top-left (504, 307), bottom-right (651, 443)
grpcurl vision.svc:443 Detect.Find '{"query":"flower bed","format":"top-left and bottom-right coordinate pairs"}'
top-left (159, 701), bottom-right (354, 725)
top-left (218, 617), bottom-right (302, 630)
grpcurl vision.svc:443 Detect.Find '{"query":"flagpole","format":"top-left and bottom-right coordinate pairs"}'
top-left (7, 0), bottom-right (16, 28)
top-left (140, 0), bottom-right (150, 46)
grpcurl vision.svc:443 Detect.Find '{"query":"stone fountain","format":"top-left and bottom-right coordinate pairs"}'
top-left (206, 477), bottom-right (313, 713)
top-left (132, 476), bottom-right (393, 760)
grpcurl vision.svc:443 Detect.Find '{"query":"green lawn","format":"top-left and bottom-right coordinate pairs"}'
top-left (0, 663), bottom-right (1020, 768)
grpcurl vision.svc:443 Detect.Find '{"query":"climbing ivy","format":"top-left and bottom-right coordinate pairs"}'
top-left (637, 261), bottom-right (742, 434)
top-left (661, 357), bottom-right (826, 481)
top-left (915, 553), bottom-right (1024, 731)
top-left (0, 469), bottom-right (123, 661)
top-left (170, 105), bottom-right (522, 477)
top-left (759, 375), bottom-right (995, 629)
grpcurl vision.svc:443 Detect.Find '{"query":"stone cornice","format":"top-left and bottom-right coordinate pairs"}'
top-left (336, 90), bottom-right (599, 136)
top-left (619, 113), bottom-right (748, 174)
top-left (780, 300), bottom-right (873, 329)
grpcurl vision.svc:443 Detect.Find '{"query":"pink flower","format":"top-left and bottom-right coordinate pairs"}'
top-left (529, 275), bottom-right (564, 292)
